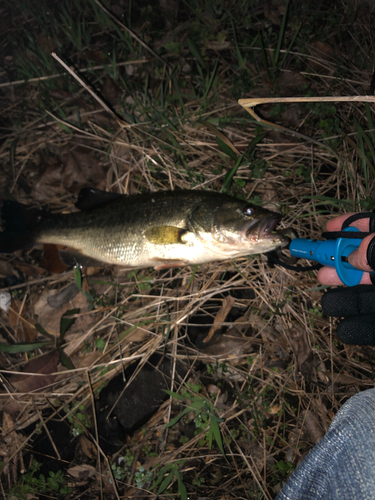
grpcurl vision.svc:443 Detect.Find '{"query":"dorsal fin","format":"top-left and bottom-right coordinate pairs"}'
top-left (76, 188), bottom-right (123, 211)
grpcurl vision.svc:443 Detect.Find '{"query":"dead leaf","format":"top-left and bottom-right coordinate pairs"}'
top-left (12, 260), bottom-right (46, 278)
top-left (206, 40), bottom-right (232, 50)
top-left (0, 412), bottom-right (27, 484)
top-left (0, 259), bottom-right (16, 278)
top-left (10, 350), bottom-right (59, 392)
top-left (287, 323), bottom-right (311, 366)
top-left (46, 284), bottom-right (79, 308)
top-left (269, 403), bottom-right (283, 414)
top-left (9, 299), bottom-right (38, 342)
top-left (61, 145), bottom-right (107, 195)
top-left (309, 41), bottom-right (334, 74)
top-left (279, 105), bottom-right (302, 129)
top-left (302, 410), bottom-right (325, 445)
top-left (322, 371), bottom-right (373, 386)
top-left (260, 181), bottom-right (280, 203)
top-left (276, 72), bottom-right (309, 96)
top-left (67, 464), bottom-right (97, 479)
top-left (200, 328), bottom-right (252, 357)
top-left (73, 350), bottom-right (107, 369)
top-left (33, 157), bottom-right (64, 201)
top-left (203, 295), bottom-right (235, 343)
top-left (78, 435), bottom-right (97, 459)
top-left (33, 281), bottom-right (93, 336)
top-left (43, 244), bottom-right (70, 274)
top-left (264, 0), bottom-right (286, 25)
top-left (100, 76), bottom-right (122, 107)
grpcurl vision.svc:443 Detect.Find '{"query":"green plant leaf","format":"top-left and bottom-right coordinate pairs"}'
top-left (216, 136), bottom-right (238, 160)
top-left (187, 38), bottom-right (205, 68)
top-left (164, 389), bottom-right (186, 401)
top-left (60, 308), bottom-right (80, 340)
top-left (34, 323), bottom-right (56, 340)
top-left (210, 417), bottom-right (227, 460)
top-left (73, 264), bottom-right (82, 290)
top-left (177, 472), bottom-right (188, 500)
top-left (156, 469), bottom-right (174, 495)
top-left (0, 341), bottom-right (52, 353)
top-left (58, 349), bottom-right (75, 370)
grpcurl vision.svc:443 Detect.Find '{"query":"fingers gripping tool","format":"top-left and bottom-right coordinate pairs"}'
top-left (284, 212), bottom-right (375, 286)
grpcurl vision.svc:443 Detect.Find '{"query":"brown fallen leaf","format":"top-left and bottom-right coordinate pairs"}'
top-left (286, 323), bottom-right (314, 375)
top-left (309, 41), bottom-right (334, 74)
top-left (302, 410), bottom-right (325, 445)
top-left (0, 259), bottom-right (16, 278)
top-left (78, 435), bottom-right (97, 459)
top-left (12, 260), bottom-right (46, 278)
top-left (200, 328), bottom-right (252, 357)
top-left (264, 0), bottom-right (285, 25)
top-left (33, 280), bottom-right (93, 336)
top-left (276, 72), bottom-right (309, 97)
top-left (33, 156), bottom-right (64, 201)
top-left (206, 40), bottom-right (232, 50)
top-left (0, 411), bottom-right (27, 485)
top-left (72, 350), bottom-right (108, 369)
top-left (322, 371), bottom-right (373, 386)
top-left (100, 76), bottom-right (122, 107)
top-left (43, 244), bottom-right (70, 274)
top-left (203, 295), bottom-right (235, 344)
top-left (9, 299), bottom-right (38, 343)
top-left (61, 144), bottom-right (107, 195)
top-left (10, 350), bottom-right (59, 392)
top-left (67, 463), bottom-right (97, 479)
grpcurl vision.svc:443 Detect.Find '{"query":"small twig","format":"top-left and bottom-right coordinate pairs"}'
top-left (86, 371), bottom-right (104, 500)
top-left (238, 95), bottom-right (375, 120)
top-left (51, 52), bottom-right (124, 125)
top-left (33, 403), bottom-right (61, 460)
top-left (0, 60), bottom-right (148, 89)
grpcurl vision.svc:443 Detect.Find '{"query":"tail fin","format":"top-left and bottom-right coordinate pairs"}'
top-left (0, 201), bottom-right (45, 253)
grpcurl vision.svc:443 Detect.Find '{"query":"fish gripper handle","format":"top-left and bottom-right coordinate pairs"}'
top-left (289, 227), bottom-right (363, 286)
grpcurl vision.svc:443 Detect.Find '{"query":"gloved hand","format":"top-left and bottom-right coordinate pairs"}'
top-left (319, 212), bottom-right (375, 345)
top-left (321, 285), bottom-right (375, 345)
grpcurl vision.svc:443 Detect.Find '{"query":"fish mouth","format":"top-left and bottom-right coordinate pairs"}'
top-left (244, 214), bottom-right (281, 239)
top-left (258, 214), bottom-right (281, 238)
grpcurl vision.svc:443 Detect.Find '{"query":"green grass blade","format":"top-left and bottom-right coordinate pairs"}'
top-left (258, 32), bottom-right (271, 80)
top-left (280, 22), bottom-right (301, 67)
top-left (0, 341), bottom-right (52, 354)
top-left (202, 60), bottom-right (218, 102)
top-left (188, 38), bottom-right (205, 68)
top-left (216, 136), bottom-right (238, 160)
top-left (60, 308), bottom-right (80, 340)
top-left (273, 0), bottom-right (290, 68)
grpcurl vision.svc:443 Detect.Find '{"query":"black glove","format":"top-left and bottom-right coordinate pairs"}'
top-left (322, 285), bottom-right (375, 345)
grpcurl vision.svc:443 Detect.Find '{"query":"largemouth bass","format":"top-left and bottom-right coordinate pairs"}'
top-left (0, 189), bottom-right (288, 269)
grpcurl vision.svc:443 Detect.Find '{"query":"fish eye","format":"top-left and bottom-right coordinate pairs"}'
top-left (244, 205), bottom-right (255, 216)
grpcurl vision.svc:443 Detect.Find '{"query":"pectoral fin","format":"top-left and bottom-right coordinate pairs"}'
top-left (144, 226), bottom-right (190, 245)
top-left (150, 258), bottom-right (188, 270)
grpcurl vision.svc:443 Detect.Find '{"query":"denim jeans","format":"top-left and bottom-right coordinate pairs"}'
top-left (276, 389), bottom-right (375, 500)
